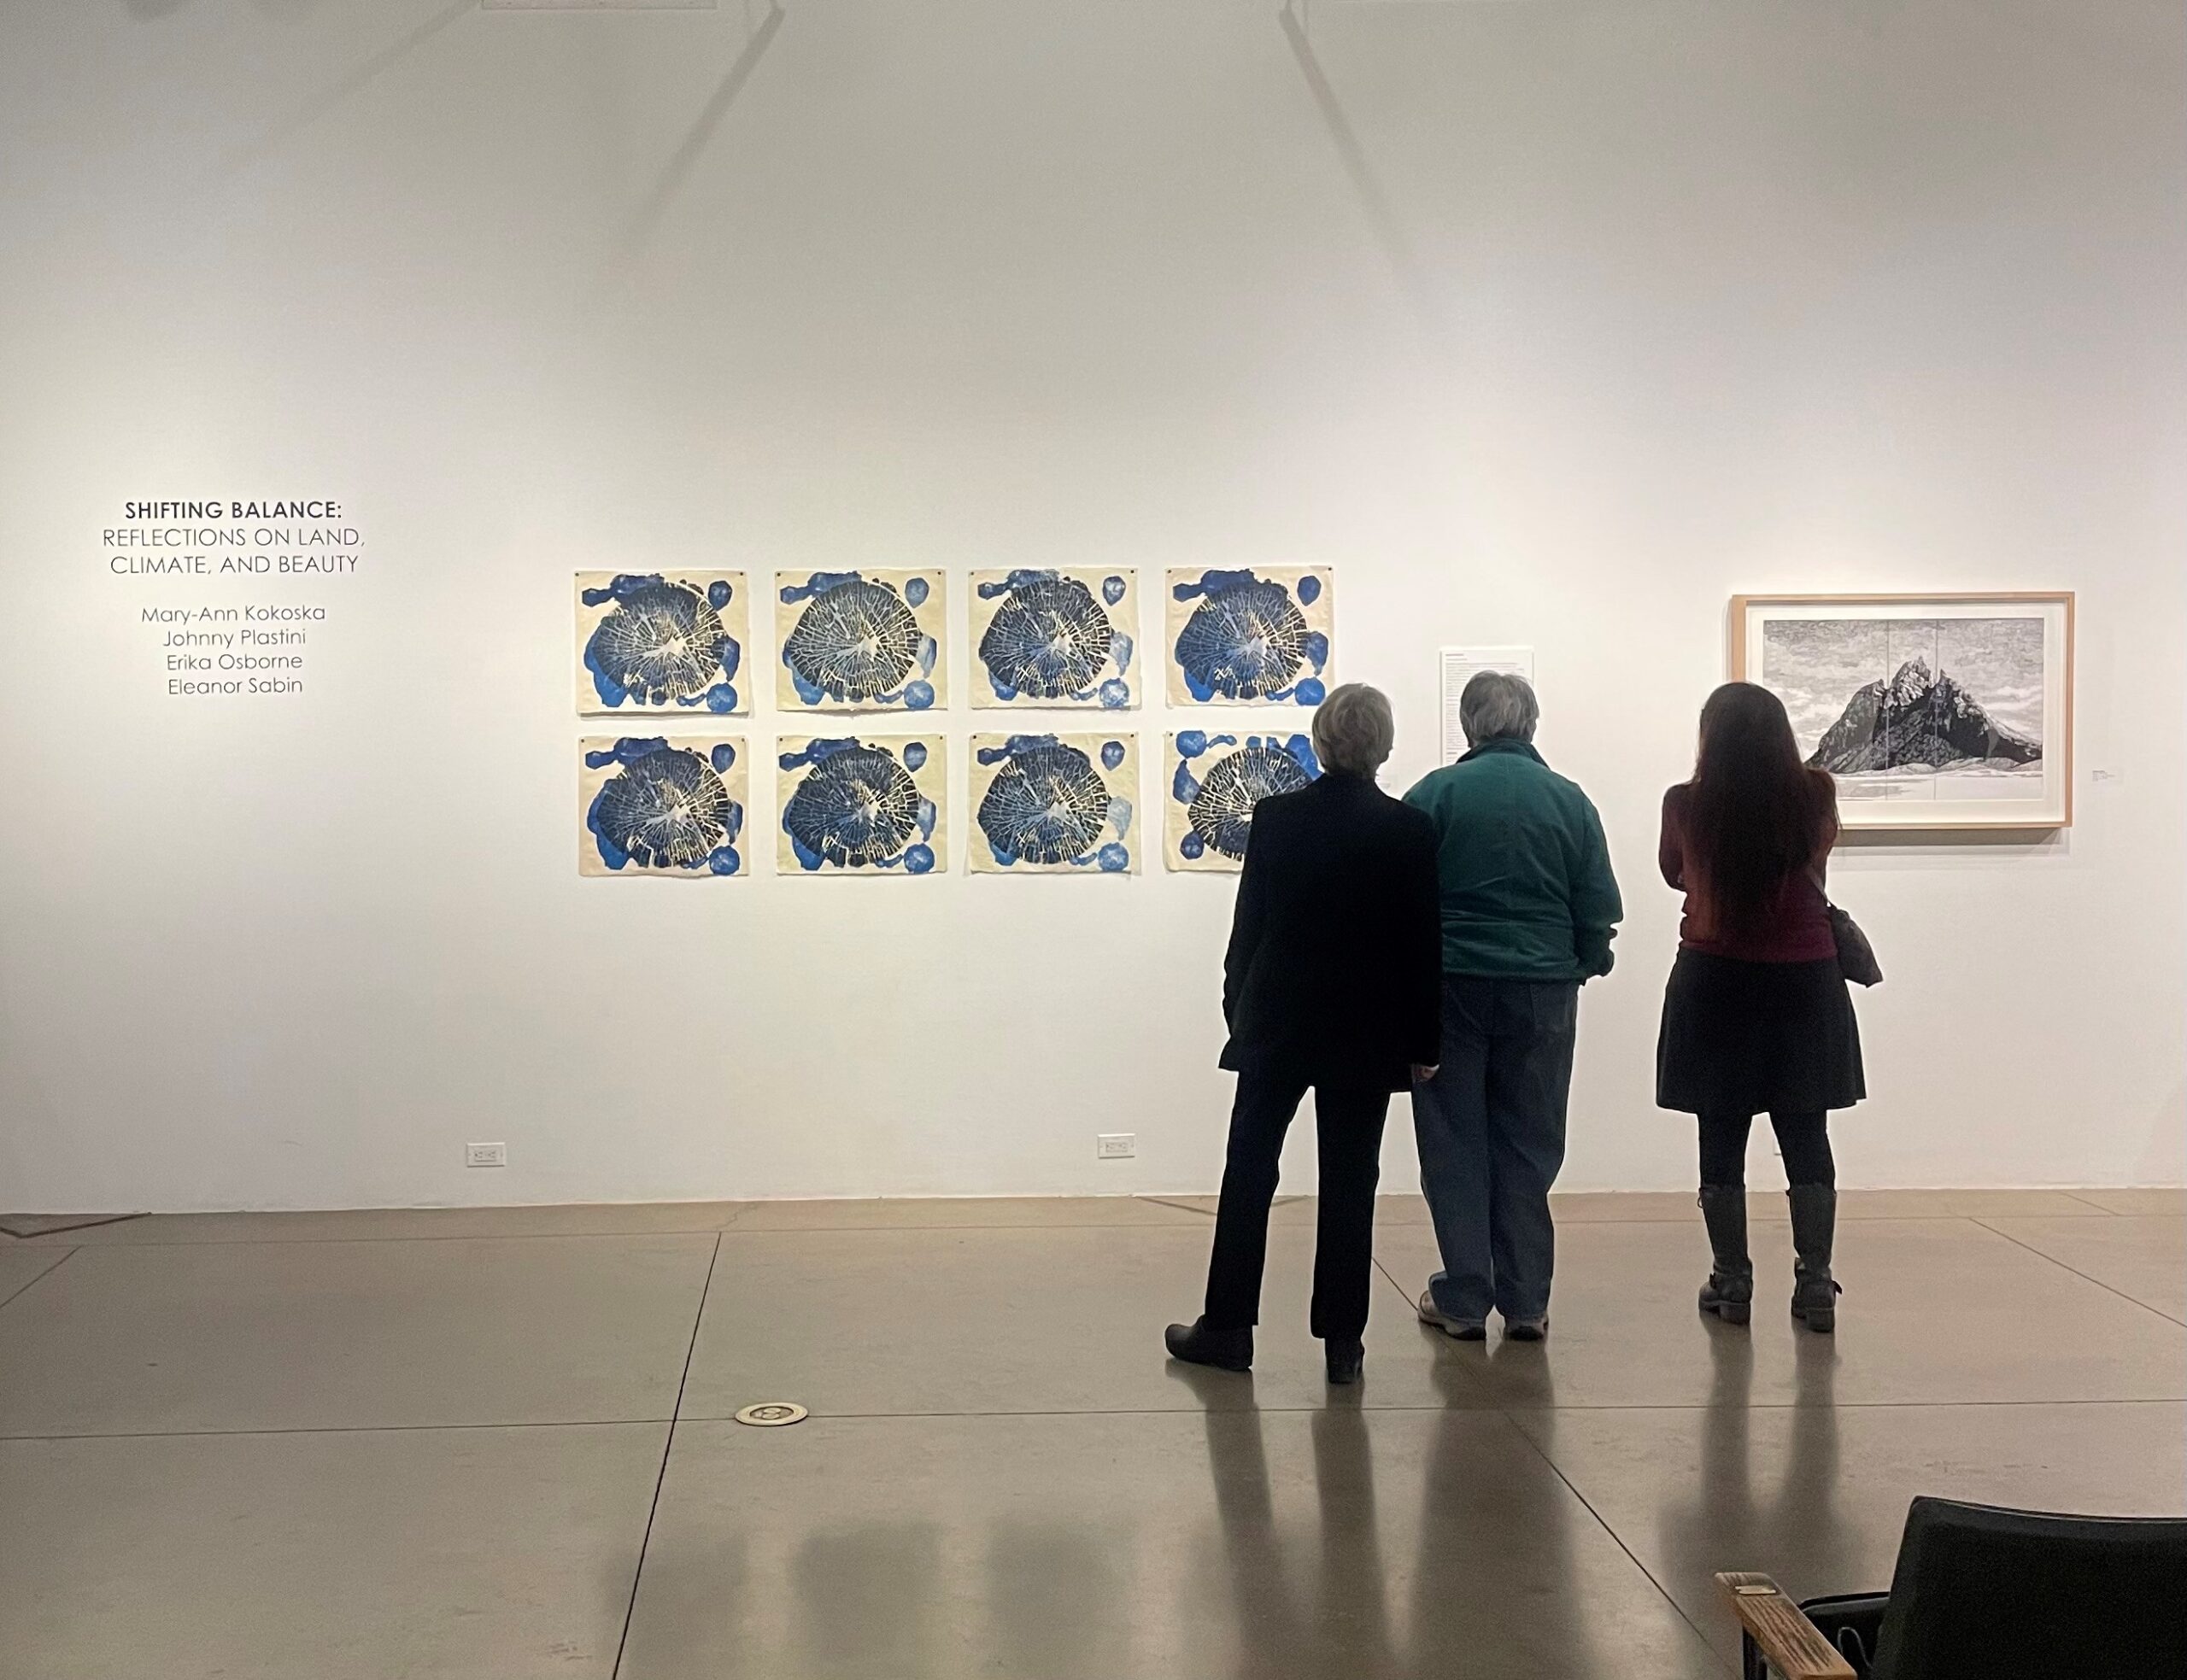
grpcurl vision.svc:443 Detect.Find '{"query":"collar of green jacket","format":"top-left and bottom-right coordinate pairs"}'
top-left (1458, 736), bottom-right (1545, 767)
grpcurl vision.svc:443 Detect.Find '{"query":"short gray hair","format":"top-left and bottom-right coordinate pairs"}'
top-left (1310, 682), bottom-right (1395, 776)
top-left (1460, 670), bottom-right (1539, 747)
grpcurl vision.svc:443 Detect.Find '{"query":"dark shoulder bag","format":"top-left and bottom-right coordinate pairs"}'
top-left (1812, 869), bottom-right (1881, 987)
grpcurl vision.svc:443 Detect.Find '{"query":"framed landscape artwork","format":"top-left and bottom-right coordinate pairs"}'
top-left (1732, 594), bottom-right (2073, 831)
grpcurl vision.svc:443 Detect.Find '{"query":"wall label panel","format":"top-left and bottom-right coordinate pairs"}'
top-left (102, 497), bottom-right (365, 700)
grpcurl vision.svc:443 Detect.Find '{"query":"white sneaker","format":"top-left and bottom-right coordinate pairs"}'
top-left (1416, 1289), bottom-right (1486, 1340)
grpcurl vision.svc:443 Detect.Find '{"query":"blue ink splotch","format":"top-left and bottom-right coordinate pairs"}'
top-left (583, 574), bottom-right (742, 710)
top-left (1170, 569), bottom-right (1327, 704)
top-left (1171, 732), bottom-right (1234, 804)
top-left (586, 736), bottom-right (744, 873)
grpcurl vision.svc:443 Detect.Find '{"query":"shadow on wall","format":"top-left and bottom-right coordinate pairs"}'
top-left (126, 0), bottom-right (334, 15)
top-left (1835, 827), bottom-right (2068, 858)
top-left (601, 4), bottom-right (789, 286)
top-left (218, 0), bottom-right (480, 173)
top-left (2138, 1080), bottom-right (2186, 1184)
top-left (1275, 0), bottom-right (1439, 341)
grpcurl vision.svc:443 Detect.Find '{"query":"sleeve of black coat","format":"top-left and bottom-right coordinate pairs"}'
top-left (1400, 812), bottom-right (1444, 1063)
top-left (1222, 820), bottom-right (1271, 1031)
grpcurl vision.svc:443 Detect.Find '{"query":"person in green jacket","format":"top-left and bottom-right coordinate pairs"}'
top-left (1404, 671), bottom-right (1622, 1340)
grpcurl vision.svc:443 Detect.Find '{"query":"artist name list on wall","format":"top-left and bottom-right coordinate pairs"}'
top-left (103, 497), bottom-right (362, 700)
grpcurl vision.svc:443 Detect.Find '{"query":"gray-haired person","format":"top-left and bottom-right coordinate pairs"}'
top-left (1402, 672), bottom-right (1621, 1340)
top-left (1167, 682), bottom-right (1443, 1384)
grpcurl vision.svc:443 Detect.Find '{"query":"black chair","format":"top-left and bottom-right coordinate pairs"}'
top-left (1718, 1495), bottom-right (2187, 1679)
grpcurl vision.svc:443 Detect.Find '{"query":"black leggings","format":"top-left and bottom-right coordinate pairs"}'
top-left (1697, 1109), bottom-right (1835, 1189)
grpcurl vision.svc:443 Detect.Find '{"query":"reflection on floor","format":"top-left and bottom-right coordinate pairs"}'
top-left (2, 1189), bottom-right (2179, 1678)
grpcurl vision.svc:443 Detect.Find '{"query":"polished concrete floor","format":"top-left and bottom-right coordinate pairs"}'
top-left (2, 1188), bottom-right (2180, 1678)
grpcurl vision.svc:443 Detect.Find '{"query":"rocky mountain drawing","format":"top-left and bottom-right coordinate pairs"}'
top-left (1806, 654), bottom-right (2042, 774)
top-left (1761, 616), bottom-right (2047, 780)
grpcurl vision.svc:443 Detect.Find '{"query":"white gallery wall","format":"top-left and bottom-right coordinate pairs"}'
top-left (0, 0), bottom-right (2180, 1211)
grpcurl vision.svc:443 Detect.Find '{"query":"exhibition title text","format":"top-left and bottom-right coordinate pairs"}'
top-left (105, 496), bottom-right (361, 577)
top-left (123, 500), bottom-right (341, 520)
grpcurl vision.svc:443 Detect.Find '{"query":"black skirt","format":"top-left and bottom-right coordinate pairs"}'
top-left (1656, 950), bottom-right (1865, 1116)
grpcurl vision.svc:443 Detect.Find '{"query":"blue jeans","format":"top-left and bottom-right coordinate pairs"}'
top-left (1410, 976), bottom-right (1579, 1325)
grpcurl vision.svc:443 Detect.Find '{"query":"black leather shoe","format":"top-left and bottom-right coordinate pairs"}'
top-left (1164, 1317), bottom-right (1253, 1372)
top-left (1325, 1340), bottom-right (1364, 1384)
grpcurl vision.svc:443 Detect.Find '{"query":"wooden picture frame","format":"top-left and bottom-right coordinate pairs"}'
top-left (1730, 592), bottom-right (2074, 831)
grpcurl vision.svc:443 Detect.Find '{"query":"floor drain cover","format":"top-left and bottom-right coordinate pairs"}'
top-left (734, 1402), bottom-right (809, 1427)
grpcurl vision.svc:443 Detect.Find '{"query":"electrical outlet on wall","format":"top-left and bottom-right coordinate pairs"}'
top-left (1097, 1133), bottom-right (1135, 1160)
top-left (465, 1142), bottom-right (507, 1168)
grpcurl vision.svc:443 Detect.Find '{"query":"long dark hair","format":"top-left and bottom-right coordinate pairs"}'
top-left (1685, 682), bottom-right (1836, 935)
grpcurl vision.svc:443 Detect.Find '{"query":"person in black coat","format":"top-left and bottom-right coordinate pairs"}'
top-left (1166, 682), bottom-right (1444, 1384)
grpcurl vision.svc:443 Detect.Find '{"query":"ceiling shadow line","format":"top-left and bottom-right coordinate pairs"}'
top-left (219, 0), bottom-right (479, 177)
top-left (1276, 3), bottom-right (1443, 337)
top-left (602, 3), bottom-right (786, 279)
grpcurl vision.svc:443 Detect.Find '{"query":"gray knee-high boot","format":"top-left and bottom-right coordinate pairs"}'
top-left (1788, 1184), bottom-right (1840, 1333)
top-left (1697, 1186), bottom-right (1753, 1324)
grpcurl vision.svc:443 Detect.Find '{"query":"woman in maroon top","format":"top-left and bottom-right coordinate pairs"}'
top-left (1657, 682), bottom-right (1865, 1333)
